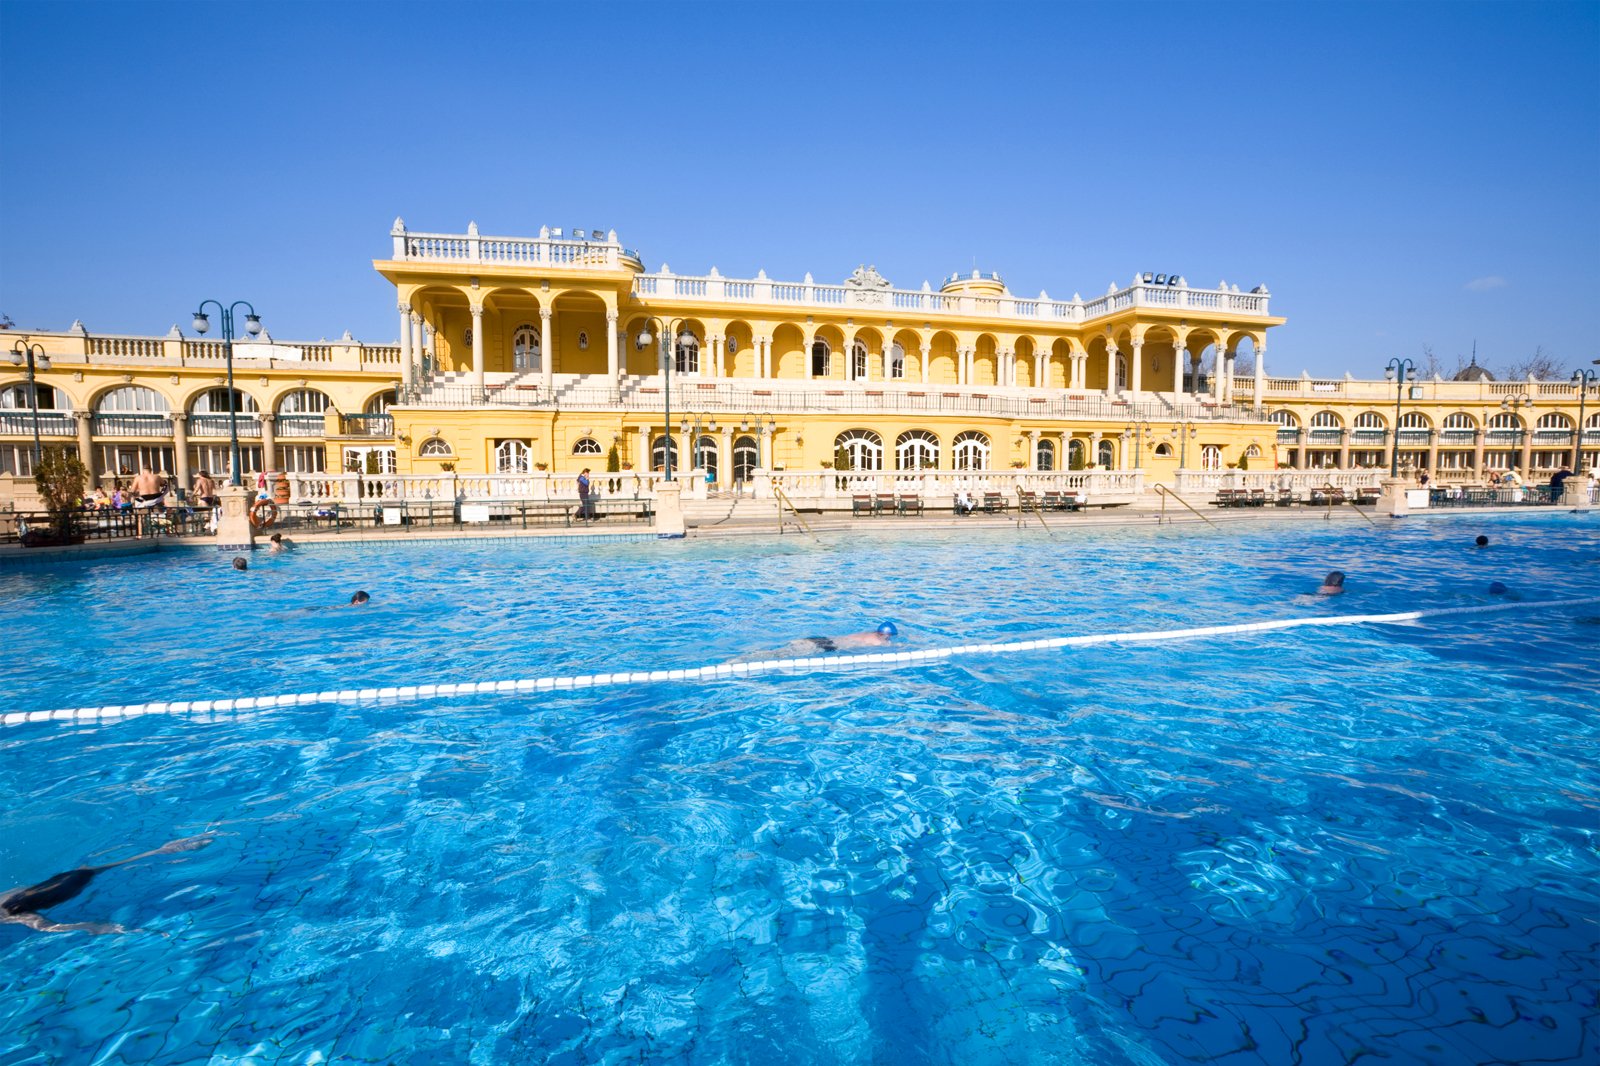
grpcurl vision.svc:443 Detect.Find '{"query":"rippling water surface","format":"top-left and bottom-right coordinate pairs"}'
top-left (2, 515), bottom-right (1597, 1065)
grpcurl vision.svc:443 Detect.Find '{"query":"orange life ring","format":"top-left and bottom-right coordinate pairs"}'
top-left (249, 499), bottom-right (278, 528)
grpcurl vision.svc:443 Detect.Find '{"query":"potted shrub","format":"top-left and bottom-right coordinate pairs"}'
top-left (25, 446), bottom-right (88, 547)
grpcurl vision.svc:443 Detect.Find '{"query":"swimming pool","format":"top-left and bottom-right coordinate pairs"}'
top-left (2, 515), bottom-right (1596, 1065)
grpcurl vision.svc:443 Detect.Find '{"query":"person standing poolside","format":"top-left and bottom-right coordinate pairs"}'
top-left (193, 470), bottom-right (218, 508)
top-left (577, 468), bottom-right (595, 521)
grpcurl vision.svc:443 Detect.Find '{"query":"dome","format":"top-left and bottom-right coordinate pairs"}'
top-left (1452, 357), bottom-right (1495, 382)
top-left (939, 269), bottom-right (1006, 297)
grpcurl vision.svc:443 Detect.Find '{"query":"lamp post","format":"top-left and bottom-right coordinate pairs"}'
top-left (191, 300), bottom-right (263, 487)
top-left (1384, 357), bottom-right (1416, 478)
top-left (1169, 421), bottom-right (1197, 469)
top-left (1122, 420), bottom-right (1151, 468)
top-left (1500, 393), bottom-right (1533, 480)
top-left (1568, 364), bottom-right (1593, 470)
top-left (634, 318), bottom-right (695, 480)
top-left (6, 340), bottom-right (52, 469)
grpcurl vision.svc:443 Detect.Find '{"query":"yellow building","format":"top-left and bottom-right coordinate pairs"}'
top-left (2, 220), bottom-right (1595, 503)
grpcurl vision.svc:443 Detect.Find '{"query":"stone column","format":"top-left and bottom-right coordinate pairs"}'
top-left (410, 313), bottom-right (424, 381)
top-left (1473, 429), bottom-right (1486, 481)
top-left (398, 303), bottom-right (414, 393)
top-left (707, 334), bottom-right (720, 378)
top-left (1519, 426), bottom-right (1534, 480)
top-left (259, 412), bottom-right (278, 475)
top-left (1071, 353), bottom-right (1086, 390)
top-left (540, 308), bottom-right (554, 391)
top-left (74, 409), bottom-right (95, 480)
top-left (471, 304), bottom-right (486, 397)
top-left (920, 344), bottom-right (931, 385)
top-left (1253, 341), bottom-right (1266, 411)
top-left (1027, 430), bottom-right (1040, 471)
top-left (1035, 342), bottom-right (1050, 388)
top-left (1337, 429), bottom-right (1349, 472)
top-left (215, 484), bottom-right (256, 552)
top-left (1107, 347), bottom-right (1121, 396)
top-left (171, 412), bottom-right (190, 497)
top-left (653, 479), bottom-right (686, 538)
top-left (1090, 431), bottom-right (1103, 469)
top-left (1173, 347), bottom-right (1187, 396)
top-left (1130, 341), bottom-right (1144, 394)
top-left (606, 313), bottom-right (619, 384)
top-left (1426, 435), bottom-right (1440, 481)
top-left (636, 426), bottom-right (650, 472)
top-left (719, 426), bottom-right (733, 488)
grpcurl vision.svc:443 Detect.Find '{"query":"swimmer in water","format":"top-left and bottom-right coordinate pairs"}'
top-left (1316, 571), bottom-right (1346, 596)
top-left (0, 834), bottom-right (213, 934)
top-left (736, 621), bottom-right (899, 661)
top-left (349, 590), bottom-right (370, 605)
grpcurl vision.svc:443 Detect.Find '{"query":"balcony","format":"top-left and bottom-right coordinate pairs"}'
top-left (90, 414), bottom-right (172, 438)
top-left (275, 414), bottom-right (327, 438)
top-left (338, 413), bottom-right (393, 437)
top-left (0, 411), bottom-right (75, 436)
top-left (188, 414), bottom-right (263, 438)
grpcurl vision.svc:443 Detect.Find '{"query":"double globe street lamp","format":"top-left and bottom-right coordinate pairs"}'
top-left (1384, 357), bottom-right (1417, 478)
top-left (6, 340), bottom-right (52, 469)
top-left (634, 318), bottom-right (696, 481)
top-left (1574, 361), bottom-right (1600, 470)
top-left (191, 300), bottom-right (262, 487)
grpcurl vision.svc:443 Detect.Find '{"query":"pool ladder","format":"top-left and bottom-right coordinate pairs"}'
top-left (1153, 485), bottom-right (1220, 530)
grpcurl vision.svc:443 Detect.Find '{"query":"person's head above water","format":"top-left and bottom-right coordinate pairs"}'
top-left (1317, 570), bottom-right (1345, 595)
top-left (876, 621), bottom-right (898, 638)
top-left (232, 557), bottom-right (248, 571)
top-left (1488, 581), bottom-right (1508, 595)
top-left (1475, 535), bottom-right (1489, 547)
top-left (350, 591), bottom-right (370, 605)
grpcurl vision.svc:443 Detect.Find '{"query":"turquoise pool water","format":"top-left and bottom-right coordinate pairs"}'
top-left (1, 515), bottom-right (1597, 1064)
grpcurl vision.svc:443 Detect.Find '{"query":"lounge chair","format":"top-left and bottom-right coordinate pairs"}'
top-left (851, 494), bottom-right (874, 517)
top-left (1017, 491), bottom-right (1039, 513)
top-left (896, 494), bottom-right (923, 516)
top-left (981, 492), bottom-right (1006, 514)
top-left (874, 493), bottom-right (896, 515)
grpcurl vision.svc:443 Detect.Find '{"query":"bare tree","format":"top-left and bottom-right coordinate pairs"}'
top-left (1233, 351), bottom-right (1255, 377)
top-left (1501, 345), bottom-right (1569, 381)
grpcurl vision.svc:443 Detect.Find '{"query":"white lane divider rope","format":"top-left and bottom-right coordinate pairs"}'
top-left (7, 596), bottom-right (1598, 727)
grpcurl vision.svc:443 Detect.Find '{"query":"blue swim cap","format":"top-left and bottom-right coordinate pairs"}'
top-left (877, 621), bottom-right (898, 637)
top-left (1488, 581), bottom-right (1508, 595)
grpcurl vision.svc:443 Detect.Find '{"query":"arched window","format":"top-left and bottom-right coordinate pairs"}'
top-left (190, 387), bottom-right (258, 414)
top-left (277, 388), bottom-right (331, 438)
top-left (1036, 439), bottom-right (1057, 470)
top-left (651, 435), bottom-right (679, 473)
top-left (850, 342), bottom-right (869, 381)
top-left (889, 343), bottom-right (906, 380)
top-left (418, 438), bottom-right (452, 457)
top-left (1244, 444), bottom-right (1263, 459)
top-left (896, 430), bottom-right (939, 471)
top-left (1, 382), bottom-right (65, 410)
top-left (365, 390), bottom-right (397, 415)
top-left (572, 437), bottom-right (603, 456)
top-left (1488, 413), bottom-right (1523, 431)
top-left (495, 439), bottom-right (531, 473)
top-left (695, 435), bottom-right (718, 482)
top-left (577, 331), bottom-right (589, 350)
top-left (513, 325), bottom-right (541, 371)
top-left (1310, 411), bottom-right (1341, 429)
top-left (675, 333), bottom-right (700, 375)
top-left (1353, 412), bottom-right (1385, 429)
top-left (96, 386), bottom-right (169, 413)
top-left (733, 435), bottom-right (759, 482)
top-left (1096, 439), bottom-right (1114, 468)
top-left (277, 388), bottom-right (330, 414)
top-left (811, 340), bottom-right (830, 378)
top-left (1536, 413), bottom-right (1573, 430)
top-left (1152, 442), bottom-right (1173, 458)
top-left (1443, 413), bottom-right (1477, 430)
top-left (833, 429), bottom-right (884, 471)
top-left (1269, 410), bottom-right (1299, 427)
top-left (952, 430), bottom-right (991, 470)
top-left (1068, 439), bottom-right (1086, 469)
top-left (1201, 444), bottom-right (1222, 471)
top-left (1399, 412), bottom-right (1431, 429)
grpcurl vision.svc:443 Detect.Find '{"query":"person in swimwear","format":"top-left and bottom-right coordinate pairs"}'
top-left (766, 621), bottom-right (898, 658)
top-left (1, 834), bottom-right (213, 934)
top-left (1316, 571), bottom-right (1346, 596)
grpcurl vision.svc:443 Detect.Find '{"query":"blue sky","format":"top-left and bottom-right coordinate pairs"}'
top-left (2, 1), bottom-right (1596, 379)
